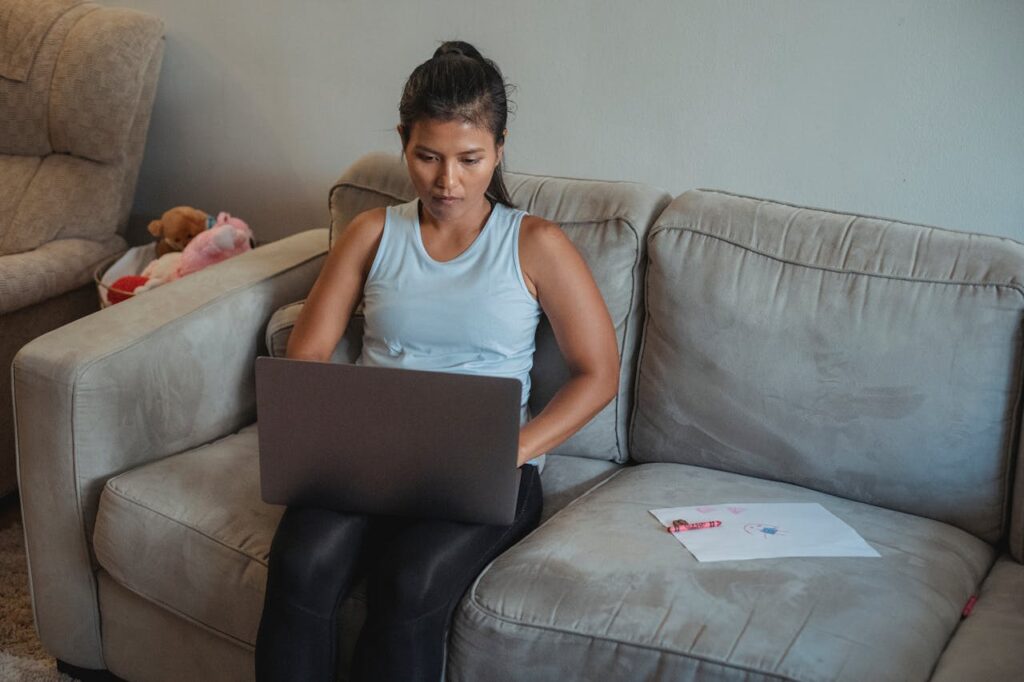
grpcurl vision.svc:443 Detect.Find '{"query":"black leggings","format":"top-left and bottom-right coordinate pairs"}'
top-left (255, 464), bottom-right (542, 682)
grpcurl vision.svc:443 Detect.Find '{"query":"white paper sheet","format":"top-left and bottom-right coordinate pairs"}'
top-left (649, 502), bottom-right (880, 562)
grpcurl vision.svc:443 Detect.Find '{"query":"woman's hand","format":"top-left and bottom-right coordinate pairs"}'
top-left (516, 217), bottom-right (619, 464)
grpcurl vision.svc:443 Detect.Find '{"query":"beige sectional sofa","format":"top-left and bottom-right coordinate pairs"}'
top-left (14, 152), bottom-right (1024, 681)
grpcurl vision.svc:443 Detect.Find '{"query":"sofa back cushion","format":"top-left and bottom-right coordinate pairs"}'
top-left (0, 3), bottom-right (164, 255)
top-left (308, 153), bottom-right (670, 462)
top-left (631, 189), bottom-right (1024, 543)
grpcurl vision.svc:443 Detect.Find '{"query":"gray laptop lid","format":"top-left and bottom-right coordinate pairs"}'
top-left (255, 356), bottom-right (522, 525)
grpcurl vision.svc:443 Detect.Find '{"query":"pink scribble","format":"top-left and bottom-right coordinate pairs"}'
top-left (727, 507), bottom-right (746, 515)
top-left (696, 506), bottom-right (717, 514)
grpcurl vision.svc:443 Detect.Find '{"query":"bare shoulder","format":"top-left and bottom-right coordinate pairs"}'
top-left (326, 206), bottom-right (387, 277)
top-left (336, 207), bottom-right (387, 245)
top-left (519, 214), bottom-right (593, 300)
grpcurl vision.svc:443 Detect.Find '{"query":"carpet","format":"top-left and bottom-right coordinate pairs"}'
top-left (0, 522), bottom-right (75, 681)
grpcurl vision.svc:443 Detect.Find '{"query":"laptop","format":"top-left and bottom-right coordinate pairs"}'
top-left (255, 356), bottom-right (523, 525)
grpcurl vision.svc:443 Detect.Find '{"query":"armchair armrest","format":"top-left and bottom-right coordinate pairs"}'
top-left (12, 228), bottom-right (328, 668)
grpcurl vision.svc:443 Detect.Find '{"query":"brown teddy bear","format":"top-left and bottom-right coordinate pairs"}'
top-left (148, 206), bottom-right (209, 257)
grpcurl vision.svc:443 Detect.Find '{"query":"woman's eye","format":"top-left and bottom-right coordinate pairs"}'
top-left (417, 154), bottom-right (436, 162)
top-left (463, 159), bottom-right (481, 165)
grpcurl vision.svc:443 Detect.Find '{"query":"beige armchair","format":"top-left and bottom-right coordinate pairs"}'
top-left (0, 0), bottom-right (164, 496)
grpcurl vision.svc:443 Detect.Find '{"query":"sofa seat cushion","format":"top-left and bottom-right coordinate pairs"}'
top-left (0, 234), bottom-right (125, 313)
top-left (92, 423), bottom-right (618, 647)
top-left (929, 555), bottom-right (1024, 681)
top-left (449, 463), bottom-right (995, 682)
top-left (93, 423), bottom-right (287, 645)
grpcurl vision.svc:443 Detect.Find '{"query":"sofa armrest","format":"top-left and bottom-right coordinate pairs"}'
top-left (12, 228), bottom-right (328, 668)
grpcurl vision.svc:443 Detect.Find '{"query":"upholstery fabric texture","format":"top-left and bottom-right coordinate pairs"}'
top-left (328, 152), bottom-right (672, 463)
top-left (265, 301), bottom-right (365, 364)
top-left (0, 3), bottom-right (164, 254)
top-left (93, 424), bottom-right (285, 645)
top-left (0, 1), bottom-right (94, 156)
top-left (97, 572), bottom-right (255, 682)
top-left (929, 556), bottom-right (1024, 681)
top-left (632, 189), bottom-right (1024, 544)
top-left (0, 235), bottom-right (124, 314)
top-left (0, 282), bottom-right (97, 495)
top-left (449, 463), bottom-right (994, 682)
top-left (0, 0), bottom-right (86, 82)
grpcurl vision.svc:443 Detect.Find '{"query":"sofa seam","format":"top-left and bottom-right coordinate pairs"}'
top-left (71, 346), bottom-right (103, 655)
top-left (327, 182), bottom-right (409, 248)
top-left (46, 5), bottom-right (102, 155)
top-left (509, 169), bottom-right (671, 193)
top-left (613, 218), bottom-right (641, 463)
top-left (102, 473), bottom-right (269, 568)
top-left (650, 224), bottom-right (1024, 298)
top-left (555, 217), bottom-right (642, 462)
top-left (1003, 318), bottom-right (1024, 557)
top-left (0, 158), bottom-right (46, 253)
top-left (460, 596), bottom-right (795, 682)
top-left (693, 188), bottom-right (1024, 247)
top-left (98, 571), bottom-right (255, 652)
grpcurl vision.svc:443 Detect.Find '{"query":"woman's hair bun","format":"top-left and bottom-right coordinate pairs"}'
top-left (432, 40), bottom-right (484, 62)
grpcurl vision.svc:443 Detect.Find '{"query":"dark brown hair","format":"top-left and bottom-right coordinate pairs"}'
top-left (398, 41), bottom-right (516, 207)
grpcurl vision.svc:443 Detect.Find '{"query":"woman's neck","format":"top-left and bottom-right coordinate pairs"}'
top-left (419, 196), bottom-right (494, 236)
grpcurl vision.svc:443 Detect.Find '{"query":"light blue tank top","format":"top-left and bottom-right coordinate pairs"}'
top-left (357, 198), bottom-right (544, 467)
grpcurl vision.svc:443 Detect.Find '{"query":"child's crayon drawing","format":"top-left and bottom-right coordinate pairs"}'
top-left (648, 502), bottom-right (880, 562)
top-left (744, 522), bottom-right (787, 539)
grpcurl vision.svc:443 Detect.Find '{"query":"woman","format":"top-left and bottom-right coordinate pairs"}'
top-left (255, 41), bottom-right (618, 682)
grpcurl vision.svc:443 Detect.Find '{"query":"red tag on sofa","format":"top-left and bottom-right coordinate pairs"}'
top-left (961, 595), bottom-right (978, 618)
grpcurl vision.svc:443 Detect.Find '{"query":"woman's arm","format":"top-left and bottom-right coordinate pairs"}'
top-left (517, 217), bottom-right (619, 465)
top-left (286, 208), bottom-right (386, 362)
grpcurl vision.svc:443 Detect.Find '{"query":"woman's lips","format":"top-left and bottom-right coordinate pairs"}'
top-left (433, 195), bottom-right (460, 205)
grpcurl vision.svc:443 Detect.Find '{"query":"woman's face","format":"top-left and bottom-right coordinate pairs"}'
top-left (401, 118), bottom-right (503, 222)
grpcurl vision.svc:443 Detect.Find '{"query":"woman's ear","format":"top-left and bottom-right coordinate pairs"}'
top-left (396, 124), bottom-right (408, 157)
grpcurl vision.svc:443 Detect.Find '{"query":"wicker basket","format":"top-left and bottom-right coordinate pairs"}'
top-left (94, 251), bottom-right (139, 308)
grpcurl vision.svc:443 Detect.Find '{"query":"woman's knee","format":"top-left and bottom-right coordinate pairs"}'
top-left (265, 507), bottom-right (370, 615)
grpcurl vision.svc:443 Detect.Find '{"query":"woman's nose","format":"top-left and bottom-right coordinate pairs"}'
top-left (436, 163), bottom-right (456, 188)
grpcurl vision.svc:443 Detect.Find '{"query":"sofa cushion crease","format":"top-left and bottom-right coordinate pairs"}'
top-left (928, 555), bottom-right (1024, 681)
top-left (454, 595), bottom-right (798, 682)
top-left (97, 569), bottom-right (257, 651)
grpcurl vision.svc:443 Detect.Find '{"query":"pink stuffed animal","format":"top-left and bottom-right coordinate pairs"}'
top-left (176, 212), bottom-right (253, 278)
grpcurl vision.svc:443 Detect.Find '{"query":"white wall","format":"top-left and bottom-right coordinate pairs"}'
top-left (116, 0), bottom-right (1024, 243)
